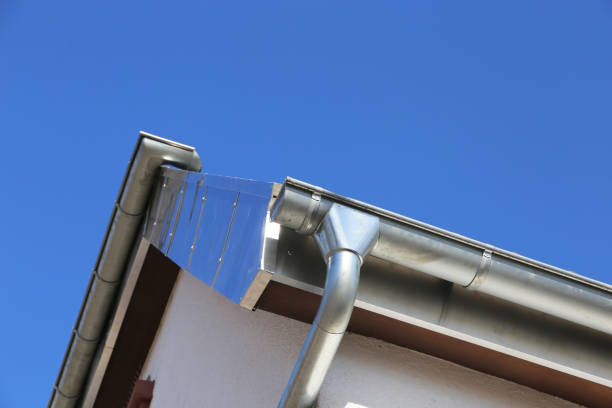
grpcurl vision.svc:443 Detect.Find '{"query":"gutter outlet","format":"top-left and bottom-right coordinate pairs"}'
top-left (272, 182), bottom-right (612, 406)
top-left (277, 203), bottom-right (379, 408)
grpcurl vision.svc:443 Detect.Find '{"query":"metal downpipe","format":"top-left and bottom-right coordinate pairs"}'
top-left (49, 132), bottom-right (201, 408)
top-left (277, 203), bottom-right (379, 408)
top-left (279, 251), bottom-right (361, 407)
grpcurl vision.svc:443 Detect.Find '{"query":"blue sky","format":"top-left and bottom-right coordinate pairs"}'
top-left (1, 1), bottom-right (611, 406)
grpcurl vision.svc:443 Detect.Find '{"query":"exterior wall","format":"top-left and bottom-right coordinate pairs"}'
top-left (141, 271), bottom-right (581, 408)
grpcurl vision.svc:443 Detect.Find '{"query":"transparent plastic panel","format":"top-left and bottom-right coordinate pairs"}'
top-left (213, 192), bottom-right (269, 304)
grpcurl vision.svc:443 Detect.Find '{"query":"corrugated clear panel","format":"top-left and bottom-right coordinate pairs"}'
top-left (188, 186), bottom-right (239, 286)
top-left (166, 174), bottom-right (205, 267)
top-left (213, 191), bottom-right (269, 304)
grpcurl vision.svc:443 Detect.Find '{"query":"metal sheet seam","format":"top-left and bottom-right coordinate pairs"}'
top-left (166, 181), bottom-right (187, 256)
top-left (212, 192), bottom-right (240, 288)
top-left (187, 186), bottom-right (209, 271)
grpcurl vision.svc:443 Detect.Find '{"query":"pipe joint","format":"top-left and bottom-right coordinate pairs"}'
top-left (314, 203), bottom-right (380, 264)
top-left (278, 204), bottom-right (378, 408)
top-left (271, 187), bottom-right (331, 235)
top-left (315, 250), bottom-right (362, 334)
top-left (119, 133), bottom-right (202, 216)
top-left (54, 386), bottom-right (79, 400)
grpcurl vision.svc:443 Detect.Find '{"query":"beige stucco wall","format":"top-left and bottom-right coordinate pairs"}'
top-left (141, 271), bottom-right (581, 408)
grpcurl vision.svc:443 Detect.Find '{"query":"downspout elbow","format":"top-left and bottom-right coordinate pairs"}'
top-left (119, 132), bottom-right (202, 216)
top-left (276, 203), bottom-right (379, 408)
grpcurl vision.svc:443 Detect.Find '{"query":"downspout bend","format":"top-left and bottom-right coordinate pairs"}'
top-left (277, 204), bottom-right (379, 408)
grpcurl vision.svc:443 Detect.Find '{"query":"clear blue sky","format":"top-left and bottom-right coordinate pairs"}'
top-left (1, 1), bottom-right (611, 406)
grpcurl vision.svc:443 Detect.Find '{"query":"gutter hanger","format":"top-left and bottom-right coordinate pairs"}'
top-left (271, 184), bottom-right (612, 407)
top-left (49, 132), bottom-right (201, 408)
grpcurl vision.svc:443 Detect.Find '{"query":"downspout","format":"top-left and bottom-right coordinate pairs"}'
top-left (271, 185), bottom-right (612, 407)
top-left (49, 132), bottom-right (201, 408)
top-left (275, 201), bottom-right (380, 408)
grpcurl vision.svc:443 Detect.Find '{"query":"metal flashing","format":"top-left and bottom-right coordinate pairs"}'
top-left (144, 167), bottom-right (275, 305)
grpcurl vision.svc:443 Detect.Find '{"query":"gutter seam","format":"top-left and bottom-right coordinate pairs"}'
top-left (464, 249), bottom-right (492, 289)
top-left (92, 269), bottom-right (121, 285)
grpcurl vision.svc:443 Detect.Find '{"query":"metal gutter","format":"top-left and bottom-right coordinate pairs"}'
top-left (49, 132), bottom-right (201, 408)
top-left (271, 180), bottom-right (612, 407)
top-left (284, 177), bottom-right (612, 294)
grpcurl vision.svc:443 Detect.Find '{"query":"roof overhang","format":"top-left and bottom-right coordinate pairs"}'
top-left (141, 166), bottom-right (612, 407)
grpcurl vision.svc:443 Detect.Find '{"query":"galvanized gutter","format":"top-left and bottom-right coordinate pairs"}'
top-left (283, 177), bottom-right (612, 293)
top-left (49, 132), bottom-right (201, 408)
top-left (271, 180), bottom-right (612, 407)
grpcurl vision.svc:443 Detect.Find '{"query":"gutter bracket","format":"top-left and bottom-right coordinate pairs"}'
top-left (465, 249), bottom-right (493, 290)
